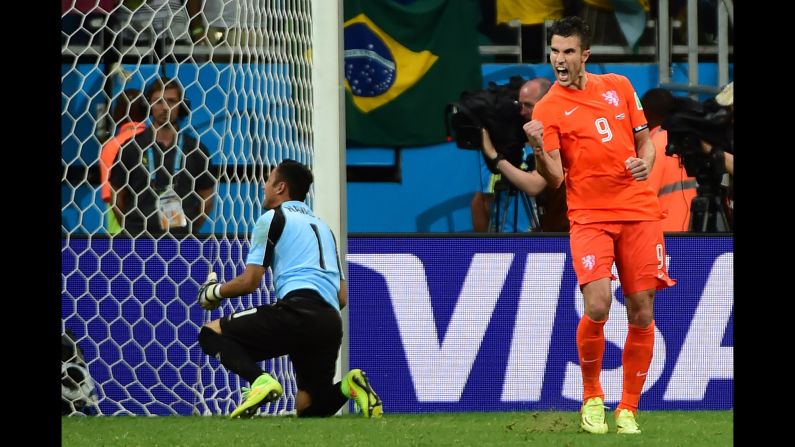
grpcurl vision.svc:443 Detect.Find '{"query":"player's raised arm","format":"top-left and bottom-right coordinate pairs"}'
top-left (525, 120), bottom-right (564, 188)
top-left (625, 127), bottom-right (655, 181)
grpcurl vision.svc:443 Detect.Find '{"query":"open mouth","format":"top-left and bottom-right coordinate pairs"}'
top-left (556, 67), bottom-right (569, 82)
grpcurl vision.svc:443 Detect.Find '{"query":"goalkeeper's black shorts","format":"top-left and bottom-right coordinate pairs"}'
top-left (219, 289), bottom-right (342, 394)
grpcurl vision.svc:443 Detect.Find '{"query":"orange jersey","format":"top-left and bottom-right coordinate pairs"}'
top-left (647, 126), bottom-right (697, 231)
top-left (533, 73), bottom-right (663, 224)
top-left (99, 121), bottom-right (147, 203)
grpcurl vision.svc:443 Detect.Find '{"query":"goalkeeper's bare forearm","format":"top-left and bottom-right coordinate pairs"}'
top-left (198, 264), bottom-right (265, 310)
top-left (218, 264), bottom-right (266, 298)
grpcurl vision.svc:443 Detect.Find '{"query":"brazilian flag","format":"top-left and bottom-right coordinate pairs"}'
top-left (344, 0), bottom-right (483, 147)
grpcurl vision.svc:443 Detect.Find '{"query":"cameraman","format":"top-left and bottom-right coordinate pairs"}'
top-left (643, 88), bottom-right (697, 232)
top-left (472, 77), bottom-right (569, 232)
top-left (661, 83), bottom-right (733, 231)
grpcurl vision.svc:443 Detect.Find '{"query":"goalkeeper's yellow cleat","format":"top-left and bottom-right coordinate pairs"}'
top-left (580, 397), bottom-right (609, 434)
top-left (229, 373), bottom-right (283, 419)
top-left (341, 369), bottom-right (383, 418)
top-left (615, 408), bottom-right (642, 434)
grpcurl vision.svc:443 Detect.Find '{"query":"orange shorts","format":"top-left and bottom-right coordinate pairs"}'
top-left (569, 220), bottom-right (676, 295)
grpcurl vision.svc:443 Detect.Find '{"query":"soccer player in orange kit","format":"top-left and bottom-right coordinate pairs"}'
top-left (485, 16), bottom-right (676, 434)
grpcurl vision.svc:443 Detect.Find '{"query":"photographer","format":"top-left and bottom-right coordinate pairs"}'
top-left (472, 77), bottom-right (569, 232)
top-left (643, 88), bottom-right (697, 232)
top-left (661, 83), bottom-right (733, 231)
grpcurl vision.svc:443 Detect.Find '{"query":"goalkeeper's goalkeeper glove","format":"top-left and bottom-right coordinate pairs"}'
top-left (198, 272), bottom-right (223, 310)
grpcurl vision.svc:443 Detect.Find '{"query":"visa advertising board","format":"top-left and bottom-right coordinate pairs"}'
top-left (348, 236), bottom-right (733, 412)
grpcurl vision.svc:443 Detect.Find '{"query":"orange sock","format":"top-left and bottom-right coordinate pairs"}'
top-left (577, 315), bottom-right (606, 402)
top-left (618, 321), bottom-right (655, 414)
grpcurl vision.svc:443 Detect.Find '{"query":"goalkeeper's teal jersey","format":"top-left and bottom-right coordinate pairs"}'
top-left (246, 200), bottom-right (344, 311)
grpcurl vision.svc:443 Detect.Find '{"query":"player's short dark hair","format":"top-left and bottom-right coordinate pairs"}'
top-left (641, 88), bottom-right (676, 129)
top-left (547, 16), bottom-right (591, 50)
top-left (275, 159), bottom-right (313, 201)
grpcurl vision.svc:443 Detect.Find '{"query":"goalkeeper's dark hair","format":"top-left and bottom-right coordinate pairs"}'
top-left (547, 16), bottom-right (591, 50)
top-left (275, 159), bottom-right (313, 201)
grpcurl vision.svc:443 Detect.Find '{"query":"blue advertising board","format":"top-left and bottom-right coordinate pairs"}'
top-left (348, 235), bottom-right (733, 412)
top-left (62, 235), bottom-right (732, 414)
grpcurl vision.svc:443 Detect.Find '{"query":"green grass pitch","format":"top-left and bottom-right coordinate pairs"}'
top-left (63, 411), bottom-right (732, 446)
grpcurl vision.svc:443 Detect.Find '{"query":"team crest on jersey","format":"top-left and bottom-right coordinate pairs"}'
top-left (602, 90), bottom-right (619, 107)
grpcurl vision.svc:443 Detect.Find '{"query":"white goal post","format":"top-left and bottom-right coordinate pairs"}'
top-left (61, 0), bottom-right (345, 416)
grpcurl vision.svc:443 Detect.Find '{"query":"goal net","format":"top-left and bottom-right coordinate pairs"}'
top-left (61, 0), bottom-right (341, 416)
